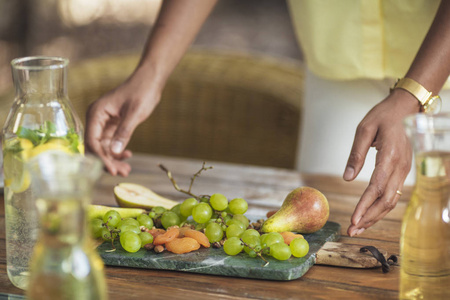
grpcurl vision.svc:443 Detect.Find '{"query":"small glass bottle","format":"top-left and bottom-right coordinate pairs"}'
top-left (401, 113), bottom-right (450, 299)
top-left (2, 56), bottom-right (84, 289)
top-left (26, 152), bottom-right (107, 300)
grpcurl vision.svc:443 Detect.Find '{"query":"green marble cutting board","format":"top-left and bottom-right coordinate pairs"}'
top-left (97, 221), bottom-right (340, 281)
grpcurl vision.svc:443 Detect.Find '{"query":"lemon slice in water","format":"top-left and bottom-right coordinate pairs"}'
top-left (3, 138), bottom-right (33, 193)
top-left (29, 139), bottom-right (73, 158)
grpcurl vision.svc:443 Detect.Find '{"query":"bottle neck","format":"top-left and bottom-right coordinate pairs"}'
top-left (11, 57), bottom-right (68, 101)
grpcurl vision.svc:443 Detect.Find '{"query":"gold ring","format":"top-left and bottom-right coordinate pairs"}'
top-left (396, 190), bottom-right (403, 196)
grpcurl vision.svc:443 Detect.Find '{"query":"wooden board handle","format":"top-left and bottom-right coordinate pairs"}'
top-left (315, 242), bottom-right (388, 268)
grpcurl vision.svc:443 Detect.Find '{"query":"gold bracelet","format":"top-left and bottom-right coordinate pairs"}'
top-left (391, 78), bottom-right (441, 113)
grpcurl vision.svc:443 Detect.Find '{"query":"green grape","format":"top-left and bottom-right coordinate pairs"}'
top-left (120, 231), bottom-right (141, 253)
top-left (199, 196), bottom-right (210, 203)
top-left (228, 198), bottom-right (248, 214)
top-left (226, 219), bottom-right (245, 230)
top-left (270, 243), bottom-right (292, 260)
top-left (205, 222), bottom-right (224, 243)
top-left (90, 218), bottom-right (104, 239)
top-left (195, 223), bottom-right (206, 231)
top-left (242, 235), bottom-right (260, 255)
top-left (192, 203), bottom-right (213, 223)
top-left (232, 214), bottom-right (249, 229)
top-left (209, 193), bottom-right (228, 211)
top-left (139, 232), bottom-right (154, 247)
top-left (224, 206), bottom-right (233, 215)
top-left (290, 238), bottom-right (309, 258)
top-left (101, 227), bottom-right (117, 241)
top-left (180, 198), bottom-right (198, 217)
top-left (103, 210), bottom-right (121, 227)
top-left (137, 214), bottom-right (154, 229)
top-left (261, 232), bottom-right (284, 248)
top-left (222, 214), bottom-right (232, 225)
top-left (208, 218), bottom-right (218, 224)
top-left (119, 223), bottom-right (141, 235)
top-left (151, 206), bottom-right (167, 216)
top-left (223, 237), bottom-right (244, 255)
top-left (226, 224), bottom-right (245, 238)
top-left (247, 250), bottom-right (257, 258)
top-left (161, 211), bottom-right (181, 229)
top-left (148, 211), bottom-right (156, 219)
top-left (171, 204), bottom-right (188, 222)
top-left (221, 211), bottom-right (228, 218)
top-left (119, 218), bottom-right (140, 228)
top-left (240, 229), bottom-right (260, 241)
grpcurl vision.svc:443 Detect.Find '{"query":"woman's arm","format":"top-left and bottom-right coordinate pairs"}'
top-left (345, 0), bottom-right (450, 236)
top-left (85, 0), bottom-right (217, 176)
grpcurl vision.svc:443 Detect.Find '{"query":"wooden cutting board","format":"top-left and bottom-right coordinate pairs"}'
top-left (97, 221), bottom-right (389, 281)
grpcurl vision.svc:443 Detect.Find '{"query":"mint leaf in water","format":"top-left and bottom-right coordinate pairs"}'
top-left (16, 127), bottom-right (41, 146)
top-left (66, 128), bottom-right (81, 153)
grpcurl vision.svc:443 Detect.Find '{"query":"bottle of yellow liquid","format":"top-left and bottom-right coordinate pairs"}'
top-left (2, 57), bottom-right (84, 290)
top-left (26, 152), bottom-right (107, 300)
top-left (401, 114), bottom-right (450, 299)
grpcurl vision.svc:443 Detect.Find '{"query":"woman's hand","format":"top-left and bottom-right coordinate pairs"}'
top-left (344, 89), bottom-right (419, 236)
top-left (85, 70), bottom-right (161, 176)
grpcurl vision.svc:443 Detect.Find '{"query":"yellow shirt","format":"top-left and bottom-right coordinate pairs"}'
top-left (287, 0), bottom-right (445, 83)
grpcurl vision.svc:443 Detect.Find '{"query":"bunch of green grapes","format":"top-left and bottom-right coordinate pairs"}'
top-left (180, 193), bottom-right (309, 261)
top-left (90, 210), bottom-right (155, 253)
top-left (90, 204), bottom-right (193, 253)
top-left (224, 230), bottom-right (310, 261)
top-left (179, 193), bottom-right (249, 240)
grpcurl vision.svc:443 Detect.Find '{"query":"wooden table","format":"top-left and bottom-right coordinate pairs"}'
top-left (0, 154), bottom-right (410, 299)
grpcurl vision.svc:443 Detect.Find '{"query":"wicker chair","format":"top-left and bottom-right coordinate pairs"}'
top-left (0, 49), bottom-right (304, 169)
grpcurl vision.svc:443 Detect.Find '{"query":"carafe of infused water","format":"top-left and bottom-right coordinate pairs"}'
top-left (26, 152), bottom-right (107, 300)
top-left (2, 56), bottom-right (84, 289)
top-left (401, 113), bottom-right (450, 299)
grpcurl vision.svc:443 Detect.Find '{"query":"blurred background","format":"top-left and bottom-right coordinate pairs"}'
top-left (0, 0), bottom-right (302, 93)
top-left (0, 0), bottom-right (305, 169)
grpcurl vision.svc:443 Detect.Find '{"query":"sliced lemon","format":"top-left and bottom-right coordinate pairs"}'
top-left (3, 138), bottom-right (34, 193)
top-left (29, 141), bottom-right (73, 159)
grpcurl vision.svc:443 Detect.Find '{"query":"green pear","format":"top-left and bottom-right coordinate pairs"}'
top-left (114, 182), bottom-right (178, 210)
top-left (261, 187), bottom-right (329, 234)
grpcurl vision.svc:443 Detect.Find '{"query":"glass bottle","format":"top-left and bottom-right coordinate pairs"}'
top-left (2, 56), bottom-right (84, 289)
top-left (26, 152), bottom-right (107, 300)
top-left (401, 113), bottom-right (450, 299)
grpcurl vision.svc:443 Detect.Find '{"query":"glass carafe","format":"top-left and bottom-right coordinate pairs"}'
top-left (2, 56), bottom-right (84, 289)
top-left (26, 152), bottom-right (107, 300)
top-left (401, 113), bottom-right (450, 299)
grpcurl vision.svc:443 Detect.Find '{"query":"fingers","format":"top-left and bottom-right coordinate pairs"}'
top-left (348, 164), bottom-right (408, 237)
top-left (351, 148), bottom-right (396, 221)
top-left (344, 122), bottom-right (377, 181)
top-left (85, 105), bottom-right (119, 175)
top-left (110, 104), bottom-right (147, 156)
top-left (85, 103), bottom-right (133, 176)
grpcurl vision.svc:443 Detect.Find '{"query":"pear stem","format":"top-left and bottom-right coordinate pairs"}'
top-left (159, 163), bottom-right (212, 200)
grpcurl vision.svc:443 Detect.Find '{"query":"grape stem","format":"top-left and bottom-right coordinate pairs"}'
top-left (159, 162), bottom-right (213, 200)
top-left (240, 240), bottom-right (269, 267)
top-left (104, 219), bottom-right (117, 252)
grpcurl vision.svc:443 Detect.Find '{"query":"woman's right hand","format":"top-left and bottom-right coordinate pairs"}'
top-left (85, 69), bottom-right (162, 176)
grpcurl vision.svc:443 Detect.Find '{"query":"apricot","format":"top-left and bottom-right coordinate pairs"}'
top-left (280, 231), bottom-right (304, 245)
top-left (183, 229), bottom-right (210, 248)
top-left (166, 237), bottom-right (200, 254)
top-left (153, 227), bottom-right (180, 245)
